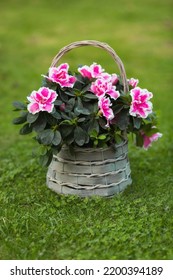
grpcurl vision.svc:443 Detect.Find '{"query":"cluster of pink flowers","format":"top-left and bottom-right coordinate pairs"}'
top-left (26, 62), bottom-right (162, 149)
top-left (27, 63), bottom-right (76, 115)
top-left (78, 63), bottom-right (119, 123)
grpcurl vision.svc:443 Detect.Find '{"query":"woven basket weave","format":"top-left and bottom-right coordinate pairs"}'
top-left (47, 141), bottom-right (132, 197)
top-left (46, 40), bottom-right (132, 197)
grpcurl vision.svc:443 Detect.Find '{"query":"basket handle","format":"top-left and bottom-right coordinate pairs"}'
top-left (50, 40), bottom-right (129, 93)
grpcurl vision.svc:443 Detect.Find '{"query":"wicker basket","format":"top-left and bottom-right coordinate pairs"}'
top-left (46, 40), bottom-right (132, 197)
top-left (47, 141), bottom-right (132, 197)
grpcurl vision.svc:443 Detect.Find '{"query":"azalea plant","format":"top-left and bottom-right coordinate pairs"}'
top-left (13, 62), bottom-right (162, 166)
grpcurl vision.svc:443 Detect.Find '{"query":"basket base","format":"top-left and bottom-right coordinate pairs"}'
top-left (46, 142), bottom-right (132, 197)
top-left (46, 175), bottom-right (132, 197)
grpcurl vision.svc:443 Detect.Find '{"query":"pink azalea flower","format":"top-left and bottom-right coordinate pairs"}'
top-left (99, 72), bottom-right (118, 84)
top-left (42, 63), bottom-right (76, 88)
top-left (90, 79), bottom-right (108, 97)
top-left (107, 86), bottom-right (120, 100)
top-left (111, 74), bottom-right (119, 85)
top-left (98, 96), bottom-right (114, 121)
top-left (91, 63), bottom-right (104, 78)
top-left (128, 78), bottom-right (139, 88)
top-left (78, 65), bottom-right (92, 79)
top-left (78, 63), bottom-right (104, 79)
top-left (141, 131), bottom-right (162, 150)
top-left (27, 87), bottom-right (57, 114)
top-left (129, 87), bottom-right (153, 118)
top-left (99, 72), bottom-right (111, 80)
top-left (90, 78), bottom-right (120, 100)
top-left (78, 63), bottom-right (119, 87)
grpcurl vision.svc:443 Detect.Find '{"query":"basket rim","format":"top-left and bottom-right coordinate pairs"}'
top-left (60, 139), bottom-right (128, 153)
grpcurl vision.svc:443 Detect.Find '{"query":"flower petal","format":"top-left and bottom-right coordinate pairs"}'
top-left (98, 96), bottom-right (114, 120)
top-left (78, 66), bottom-right (92, 79)
top-left (27, 102), bottom-right (40, 114)
top-left (107, 88), bottom-right (120, 100)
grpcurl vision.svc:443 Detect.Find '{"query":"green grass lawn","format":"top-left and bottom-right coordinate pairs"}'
top-left (0, 0), bottom-right (173, 259)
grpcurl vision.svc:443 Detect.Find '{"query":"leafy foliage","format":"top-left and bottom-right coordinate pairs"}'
top-left (13, 66), bottom-right (161, 166)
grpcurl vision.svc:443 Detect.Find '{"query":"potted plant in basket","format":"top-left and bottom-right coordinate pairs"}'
top-left (13, 40), bottom-right (162, 197)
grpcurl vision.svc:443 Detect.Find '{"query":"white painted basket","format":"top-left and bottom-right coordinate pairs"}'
top-left (47, 141), bottom-right (132, 197)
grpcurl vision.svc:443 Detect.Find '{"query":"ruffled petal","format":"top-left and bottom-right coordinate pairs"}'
top-left (27, 102), bottom-right (40, 114)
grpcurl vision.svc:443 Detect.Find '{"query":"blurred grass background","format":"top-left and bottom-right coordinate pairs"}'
top-left (0, 0), bottom-right (173, 259)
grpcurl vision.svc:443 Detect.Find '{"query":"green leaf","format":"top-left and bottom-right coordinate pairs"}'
top-left (114, 133), bottom-right (123, 144)
top-left (39, 150), bottom-right (53, 167)
top-left (84, 93), bottom-right (98, 99)
top-left (68, 111), bottom-right (76, 119)
top-left (60, 119), bottom-right (73, 126)
top-left (133, 117), bottom-right (141, 129)
top-left (136, 133), bottom-right (144, 147)
top-left (27, 113), bottom-right (39, 124)
top-left (98, 134), bottom-right (106, 140)
top-left (112, 104), bottom-right (124, 114)
top-left (51, 111), bottom-right (61, 120)
top-left (45, 113), bottom-right (57, 125)
top-left (75, 107), bottom-right (90, 115)
top-left (77, 117), bottom-right (86, 123)
top-left (13, 112), bottom-right (28, 124)
top-left (74, 126), bottom-right (87, 146)
top-left (61, 112), bottom-right (71, 120)
top-left (60, 125), bottom-right (74, 138)
top-left (64, 90), bottom-right (75, 97)
top-left (89, 129), bottom-right (98, 138)
top-left (13, 117), bottom-right (23, 125)
top-left (143, 126), bottom-right (159, 137)
top-left (59, 90), bottom-right (68, 103)
top-left (98, 118), bottom-right (107, 130)
top-left (19, 123), bottom-right (32, 135)
top-left (74, 97), bottom-right (91, 116)
top-left (52, 131), bottom-right (62, 146)
top-left (115, 109), bottom-right (129, 130)
top-left (38, 146), bottom-right (48, 156)
top-left (13, 101), bottom-right (27, 110)
top-left (75, 73), bottom-right (86, 85)
top-left (94, 139), bottom-right (98, 146)
top-left (81, 84), bottom-right (93, 93)
top-left (76, 97), bottom-right (83, 109)
top-left (32, 114), bottom-right (47, 132)
top-left (68, 98), bottom-right (76, 106)
top-left (88, 119), bottom-right (99, 133)
top-left (65, 133), bottom-right (75, 145)
top-left (38, 129), bottom-right (54, 145)
top-left (66, 98), bottom-right (76, 111)
top-left (54, 100), bottom-right (63, 106)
